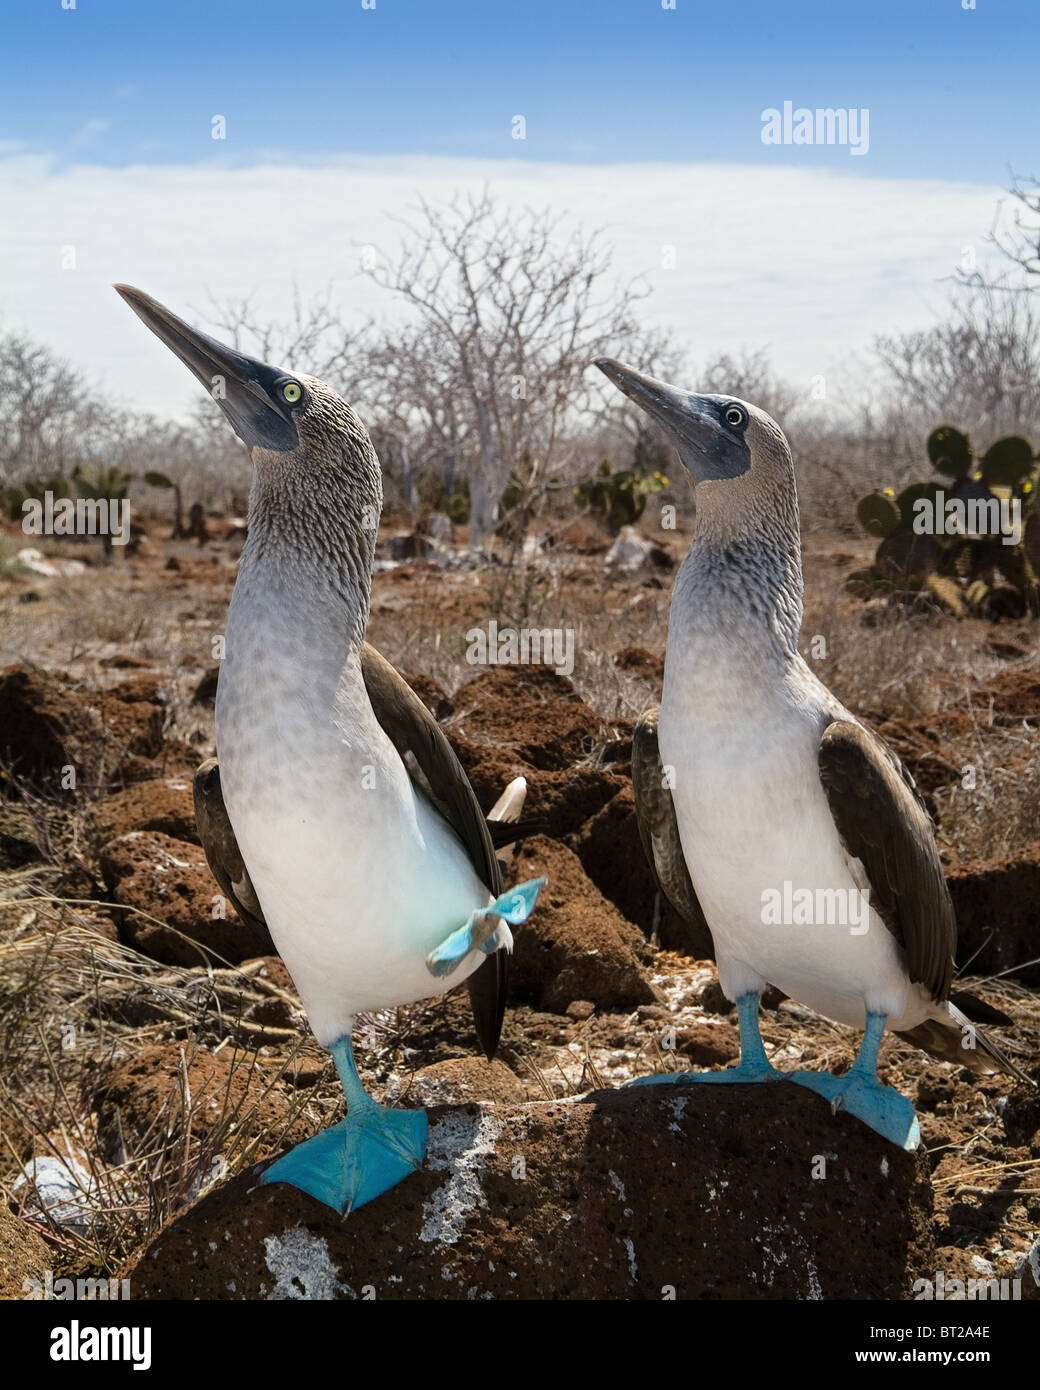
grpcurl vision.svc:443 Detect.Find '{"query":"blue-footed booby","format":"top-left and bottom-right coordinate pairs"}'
top-left (596, 358), bottom-right (1028, 1150)
top-left (116, 285), bottom-right (544, 1214)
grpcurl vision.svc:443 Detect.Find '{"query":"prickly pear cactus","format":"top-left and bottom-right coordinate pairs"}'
top-left (927, 425), bottom-right (972, 478)
top-left (856, 491), bottom-right (899, 538)
top-left (980, 437), bottom-right (1034, 489)
top-left (851, 426), bottom-right (1040, 618)
top-left (575, 459), bottom-right (668, 535)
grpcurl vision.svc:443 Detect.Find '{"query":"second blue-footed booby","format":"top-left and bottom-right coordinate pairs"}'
top-left (116, 285), bottom-right (544, 1214)
top-left (596, 358), bottom-right (1028, 1150)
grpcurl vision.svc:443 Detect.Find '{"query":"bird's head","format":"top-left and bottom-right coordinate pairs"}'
top-left (114, 285), bottom-right (382, 554)
top-left (595, 356), bottom-right (803, 640)
top-left (594, 357), bottom-right (796, 525)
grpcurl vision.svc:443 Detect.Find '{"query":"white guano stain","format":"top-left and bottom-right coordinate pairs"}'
top-left (263, 1227), bottom-right (351, 1300)
top-left (419, 1107), bottom-right (501, 1246)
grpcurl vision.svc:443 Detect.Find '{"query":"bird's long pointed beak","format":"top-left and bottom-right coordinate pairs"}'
top-left (595, 357), bottom-right (716, 442)
top-left (595, 357), bottom-right (752, 485)
top-left (114, 285), bottom-right (299, 453)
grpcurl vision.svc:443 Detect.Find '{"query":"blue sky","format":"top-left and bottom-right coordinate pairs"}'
top-left (0, 1), bottom-right (1035, 417)
top-left (3, 0), bottom-right (1035, 181)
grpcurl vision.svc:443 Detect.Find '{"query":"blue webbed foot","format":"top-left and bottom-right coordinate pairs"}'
top-left (261, 1103), bottom-right (427, 1214)
top-left (426, 876), bottom-right (546, 978)
top-left (260, 1034), bottom-right (427, 1214)
top-left (787, 1069), bottom-right (920, 1150)
top-left (788, 1011), bottom-right (921, 1150)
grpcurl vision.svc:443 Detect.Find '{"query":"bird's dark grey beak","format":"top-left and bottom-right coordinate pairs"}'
top-left (114, 285), bottom-right (300, 453)
top-left (595, 357), bottom-right (750, 484)
top-left (596, 358), bottom-right (714, 440)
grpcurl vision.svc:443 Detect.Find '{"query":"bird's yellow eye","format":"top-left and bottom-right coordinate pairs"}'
top-left (282, 382), bottom-right (302, 404)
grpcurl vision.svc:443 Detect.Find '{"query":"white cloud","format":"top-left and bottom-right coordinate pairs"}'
top-left (0, 151), bottom-right (1005, 419)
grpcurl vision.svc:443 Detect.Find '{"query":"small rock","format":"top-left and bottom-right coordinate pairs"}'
top-left (243, 997), bottom-right (302, 1033)
top-left (106, 673), bottom-right (167, 706)
top-left (1015, 1240), bottom-right (1040, 1301)
top-left (0, 804), bottom-right (42, 869)
top-left (100, 651), bottom-right (153, 670)
top-left (400, 672), bottom-right (454, 721)
top-left (377, 532), bottom-right (430, 562)
top-left (636, 1004), bottom-right (669, 1022)
top-left (698, 980), bottom-right (734, 1015)
top-left (0, 665), bottom-right (164, 796)
top-left (605, 526), bottom-right (674, 574)
top-left (674, 1022), bottom-right (740, 1068)
top-left (1002, 1072), bottom-right (1040, 1147)
top-left (14, 547), bottom-right (87, 578)
top-left (575, 786), bottom-right (714, 958)
top-left (948, 847), bottom-right (1040, 984)
top-left (613, 647), bottom-right (664, 680)
top-left (192, 668), bottom-right (220, 705)
top-left (12, 1153), bottom-right (96, 1234)
top-left (566, 1000), bottom-right (596, 1021)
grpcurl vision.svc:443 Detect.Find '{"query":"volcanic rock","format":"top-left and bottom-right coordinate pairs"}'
top-left (385, 1057), bottom-right (527, 1108)
top-left (90, 777), bottom-right (198, 847)
top-left (94, 1043), bottom-right (307, 1161)
top-left (0, 666), bottom-right (165, 796)
top-left (126, 1083), bottom-right (934, 1300)
top-left (100, 831), bottom-right (273, 964)
top-left (508, 835), bottom-right (656, 1013)
top-left (451, 666), bottom-right (610, 771)
top-left (575, 785), bottom-right (715, 957)
top-left (947, 846), bottom-right (1040, 984)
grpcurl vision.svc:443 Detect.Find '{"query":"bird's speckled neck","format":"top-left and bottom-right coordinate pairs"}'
top-left (673, 473), bottom-right (804, 660)
top-left (240, 473), bottom-right (376, 653)
top-left (236, 375), bottom-right (383, 656)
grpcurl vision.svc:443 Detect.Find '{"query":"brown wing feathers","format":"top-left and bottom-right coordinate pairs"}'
top-left (631, 707), bottom-right (713, 953)
top-left (817, 720), bottom-right (955, 1003)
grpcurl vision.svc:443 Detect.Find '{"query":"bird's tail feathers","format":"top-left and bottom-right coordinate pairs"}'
top-left (488, 775), bottom-right (528, 823)
top-left (898, 1000), bottom-right (1031, 1085)
top-left (949, 988), bottom-right (1015, 1028)
top-left (488, 818), bottom-right (544, 850)
top-left (487, 775), bottom-right (529, 869)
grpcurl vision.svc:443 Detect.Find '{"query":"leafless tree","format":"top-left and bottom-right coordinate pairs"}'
top-left (965, 172), bottom-right (1040, 286)
top-left (874, 284), bottom-right (1040, 446)
top-left (205, 191), bottom-right (673, 543)
top-left (359, 190), bottom-right (666, 543)
top-left (0, 330), bottom-right (107, 483)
